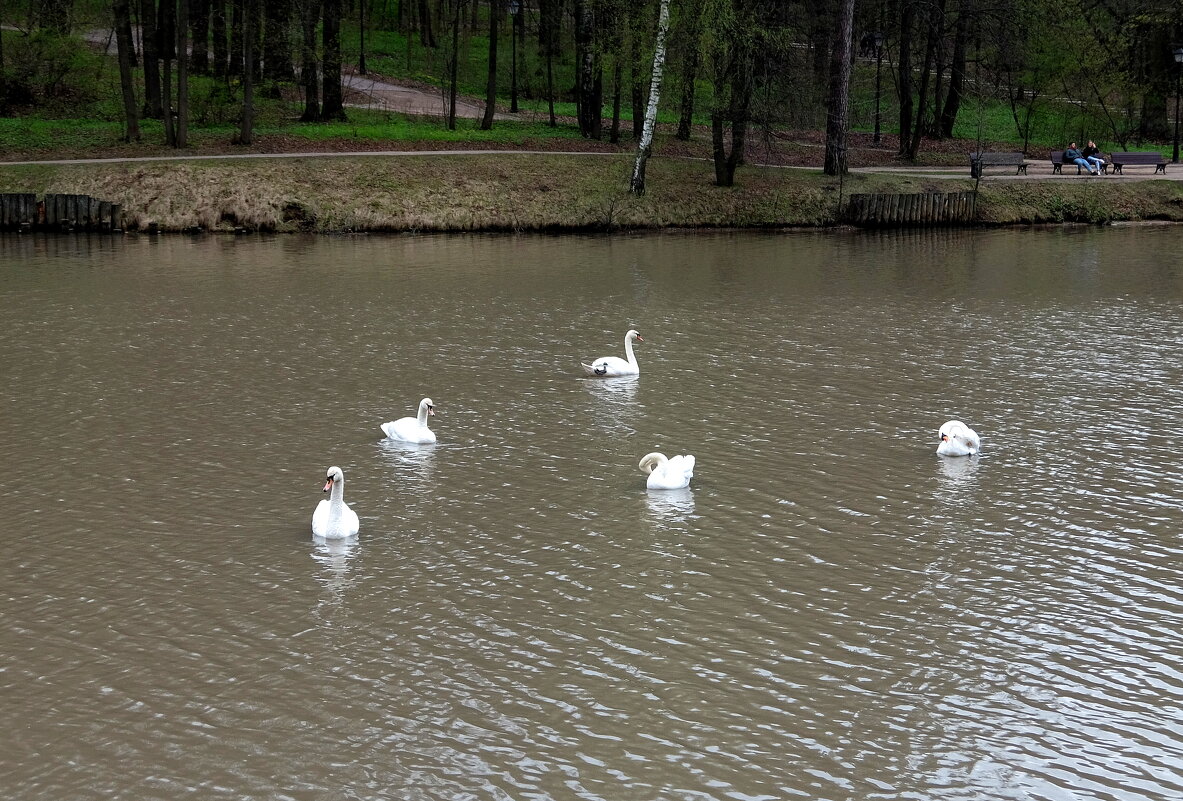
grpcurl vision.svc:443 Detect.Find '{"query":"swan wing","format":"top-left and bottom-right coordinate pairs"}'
top-left (585, 356), bottom-right (636, 377)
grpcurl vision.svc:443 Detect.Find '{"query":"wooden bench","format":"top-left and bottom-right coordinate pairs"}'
top-left (1110, 151), bottom-right (1167, 174)
top-left (1050, 150), bottom-right (1107, 174)
top-left (969, 152), bottom-right (1028, 177)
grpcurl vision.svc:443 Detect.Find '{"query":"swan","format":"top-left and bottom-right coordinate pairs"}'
top-left (381, 398), bottom-right (436, 444)
top-left (638, 451), bottom-right (695, 490)
top-left (312, 465), bottom-right (360, 539)
top-left (937, 420), bottom-right (981, 457)
top-left (582, 329), bottom-right (643, 377)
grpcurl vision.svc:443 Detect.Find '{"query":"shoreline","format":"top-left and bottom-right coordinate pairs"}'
top-left (2, 151), bottom-right (1182, 234)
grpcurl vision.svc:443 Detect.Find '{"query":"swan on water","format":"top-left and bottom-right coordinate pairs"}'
top-left (638, 451), bottom-right (695, 490)
top-left (381, 398), bottom-right (436, 444)
top-left (312, 465), bottom-right (360, 539)
top-left (582, 329), bottom-right (643, 377)
top-left (937, 420), bottom-right (981, 457)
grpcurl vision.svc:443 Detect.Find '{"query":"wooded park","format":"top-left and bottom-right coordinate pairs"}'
top-left (1, 0), bottom-right (1181, 194)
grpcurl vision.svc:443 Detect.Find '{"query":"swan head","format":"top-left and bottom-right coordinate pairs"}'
top-left (638, 452), bottom-right (668, 475)
top-left (420, 398), bottom-right (435, 416)
top-left (323, 465), bottom-right (345, 492)
top-left (626, 329), bottom-right (643, 343)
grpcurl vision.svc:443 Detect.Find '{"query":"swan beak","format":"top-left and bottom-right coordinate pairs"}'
top-left (940, 434), bottom-right (949, 442)
top-left (322, 479), bottom-right (332, 492)
top-left (635, 335), bottom-right (644, 341)
top-left (427, 405), bottom-right (435, 416)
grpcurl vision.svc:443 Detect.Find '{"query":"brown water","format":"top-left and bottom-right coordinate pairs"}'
top-left (3, 228), bottom-right (1183, 800)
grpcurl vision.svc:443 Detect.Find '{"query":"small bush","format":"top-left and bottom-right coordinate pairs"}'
top-left (2, 30), bottom-right (107, 114)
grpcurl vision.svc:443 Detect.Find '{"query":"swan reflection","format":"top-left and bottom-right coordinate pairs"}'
top-left (378, 437), bottom-right (437, 479)
top-left (311, 535), bottom-right (359, 607)
top-left (645, 487), bottom-right (696, 524)
top-left (937, 454), bottom-right (980, 483)
top-left (583, 375), bottom-right (639, 434)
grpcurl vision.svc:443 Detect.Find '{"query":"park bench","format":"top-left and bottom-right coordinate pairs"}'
top-left (1050, 150), bottom-right (1107, 175)
top-left (1109, 152), bottom-right (1167, 174)
top-left (969, 152), bottom-right (1028, 177)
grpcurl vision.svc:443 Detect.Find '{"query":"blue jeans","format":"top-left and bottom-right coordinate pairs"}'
top-left (1086, 156), bottom-right (1105, 172)
top-left (1073, 157), bottom-right (1095, 173)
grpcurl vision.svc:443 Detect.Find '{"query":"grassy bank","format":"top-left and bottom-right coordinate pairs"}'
top-left (1, 152), bottom-right (1182, 233)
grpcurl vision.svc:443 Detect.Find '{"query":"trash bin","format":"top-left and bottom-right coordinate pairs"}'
top-left (970, 159), bottom-right (983, 179)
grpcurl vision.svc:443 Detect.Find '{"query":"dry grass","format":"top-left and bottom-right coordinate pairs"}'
top-left (0, 152), bottom-right (1180, 233)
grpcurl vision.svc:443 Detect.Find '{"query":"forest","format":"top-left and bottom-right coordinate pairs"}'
top-left (1, 0), bottom-right (1181, 183)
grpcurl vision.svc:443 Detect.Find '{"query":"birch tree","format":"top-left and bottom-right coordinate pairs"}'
top-left (629, 0), bottom-right (671, 195)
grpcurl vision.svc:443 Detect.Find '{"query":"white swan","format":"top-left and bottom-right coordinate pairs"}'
top-left (937, 420), bottom-right (981, 457)
top-left (380, 398), bottom-right (436, 444)
top-left (638, 451), bottom-right (695, 490)
top-left (582, 329), bottom-right (643, 377)
top-left (312, 465), bottom-right (360, 539)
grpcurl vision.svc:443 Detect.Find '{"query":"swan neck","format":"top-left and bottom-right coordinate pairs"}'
top-left (330, 479), bottom-right (345, 504)
top-left (624, 335), bottom-right (637, 367)
top-left (418, 405), bottom-right (428, 426)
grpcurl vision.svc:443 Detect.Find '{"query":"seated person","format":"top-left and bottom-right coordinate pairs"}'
top-left (1082, 140), bottom-right (1106, 173)
top-left (1064, 142), bottom-right (1100, 175)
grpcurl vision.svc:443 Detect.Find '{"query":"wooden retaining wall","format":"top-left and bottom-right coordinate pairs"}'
top-left (1, 193), bottom-right (122, 232)
top-left (845, 191), bottom-right (977, 227)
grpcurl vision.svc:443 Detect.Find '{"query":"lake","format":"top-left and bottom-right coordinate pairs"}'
top-left (3, 226), bottom-right (1182, 800)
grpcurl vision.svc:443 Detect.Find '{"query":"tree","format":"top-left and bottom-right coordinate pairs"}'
top-left (38, 0), bottom-right (72, 33)
top-left (480, 0), bottom-right (500, 130)
top-left (446, 0), bottom-right (461, 129)
top-left (539, 0), bottom-right (559, 126)
top-left (822, 0), bottom-right (854, 174)
top-left (114, 0), bottom-right (141, 141)
top-left (141, 0), bottom-right (163, 117)
top-left (160, 0), bottom-right (176, 145)
top-left (674, 0), bottom-right (706, 141)
top-left (237, 0), bottom-right (256, 143)
top-left (176, 0), bottom-right (190, 147)
top-left (299, 0), bottom-right (320, 121)
top-left (264, 0), bottom-right (294, 81)
top-left (190, 0), bottom-right (210, 73)
top-left (210, 0), bottom-right (227, 78)
top-left (707, 0), bottom-right (757, 187)
top-left (575, 0), bottom-right (603, 139)
top-left (630, 0), bottom-right (671, 195)
top-left (321, 0), bottom-right (346, 120)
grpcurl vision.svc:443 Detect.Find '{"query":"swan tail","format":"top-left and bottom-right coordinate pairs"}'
top-left (379, 421), bottom-right (397, 438)
top-left (580, 362), bottom-right (597, 375)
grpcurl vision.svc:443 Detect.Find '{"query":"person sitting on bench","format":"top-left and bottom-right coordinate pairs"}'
top-left (1082, 141), bottom-right (1106, 173)
top-left (1063, 142), bottom-right (1100, 175)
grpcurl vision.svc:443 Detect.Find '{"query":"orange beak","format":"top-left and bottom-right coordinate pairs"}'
top-left (322, 478), bottom-right (332, 492)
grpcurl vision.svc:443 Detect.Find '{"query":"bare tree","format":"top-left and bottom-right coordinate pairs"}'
top-left (629, 0), bottom-right (671, 195)
top-left (299, 0), bottom-right (320, 121)
top-left (141, 0), bottom-right (163, 117)
top-left (575, 0), bottom-right (602, 139)
top-left (822, 0), bottom-right (854, 174)
top-left (674, 0), bottom-right (705, 141)
top-left (177, 0), bottom-right (189, 147)
top-left (114, 0), bottom-right (141, 141)
top-left (190, 0), bottom-right (209, 73)
top-left (237, 0), bottom-right (256, 143)
top-left (321, 0), bottom-right (346, 120)
top-left (480, 0), bottom-right (499, 130)
top-left (211, 0), bottom-right (227, 78)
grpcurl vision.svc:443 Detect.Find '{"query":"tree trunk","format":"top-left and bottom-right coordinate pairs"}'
top-left (190, 0), bottom-right (209, 73)
top-left (609, 56), bottom-right (622, 143)
top-left (629, 9), bottom-right (643, 141)
top-left (114, 0), bottom-right (141, 141)
top-left (574, 0), bottom-right (601, 139)
top-left (321, 0), bottom-right (346, 120)
top-left (176, 0), bottom-right (189, 147)
top-left (907, 2), bottom-right (938, 160)
top-left (939, 0), bottom-right (969, 138)
top-left (447, 0), bottom-right (460, 129)
top-left (674, 0), bottom-right (704, 141)
top-left (211, 0), bottom-right (228, 78)
top-left (237, 0), bottom-right (255, 143)
top-left (417, 0), bottom-right (435, 47)
top-left (629, 0), bottom-right (670, 196)
top-left (822, 0), bottom-right (854, 175)
top-left (541, 0), bottom-right (557, 126)
top-left (160, 0), bottom-right (176, 146)
top-left (300, 0), bottom-right (320, 121)
top-left (480, 0), bottom-right (499, 130)
top-left (141, 0), bottom-right (163, 117)
top-left (896, 0), bottom-right (915, 158)
top-left (264, 0), bottom-right (294, 81)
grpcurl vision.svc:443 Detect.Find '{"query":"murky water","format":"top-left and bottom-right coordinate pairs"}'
top-left (3, 227), bottom-right (1183, 800)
